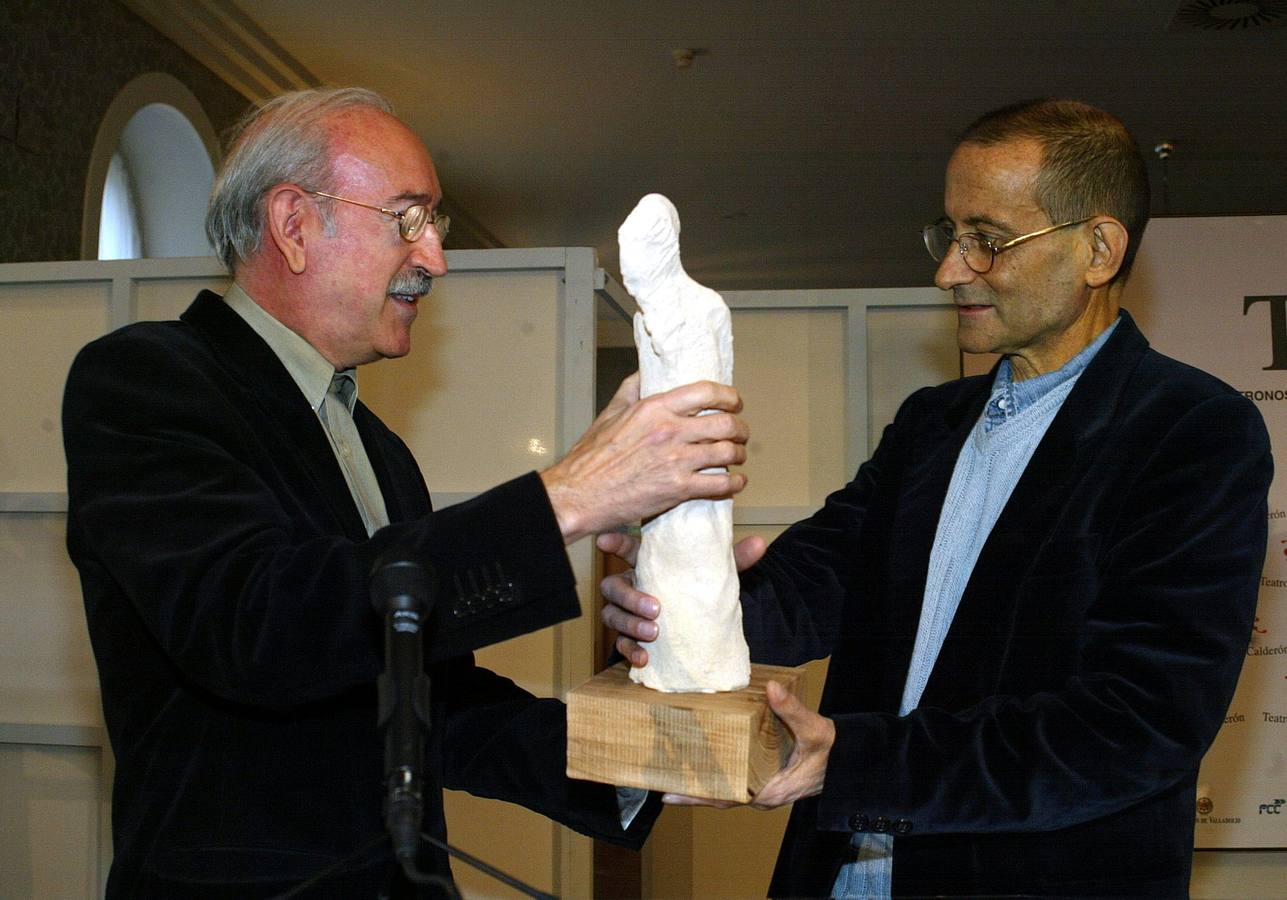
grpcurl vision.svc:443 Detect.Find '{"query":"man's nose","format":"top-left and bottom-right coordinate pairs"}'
top-left (934, 244), bottom-right (974, 292)
top-left (409, 231), bottom-right (448, 277)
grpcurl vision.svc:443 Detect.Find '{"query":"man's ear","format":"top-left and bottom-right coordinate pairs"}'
top-left (265, 185), bottom-right (311, 275)
top-left (1085, 216), bottom-right (1128, 288)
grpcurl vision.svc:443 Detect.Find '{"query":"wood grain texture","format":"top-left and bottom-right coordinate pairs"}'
top-left (567, 662), bottom-right (808, 803)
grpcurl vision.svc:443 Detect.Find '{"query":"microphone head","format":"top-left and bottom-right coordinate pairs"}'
top-left (370, 557), bottom-right (435, 614)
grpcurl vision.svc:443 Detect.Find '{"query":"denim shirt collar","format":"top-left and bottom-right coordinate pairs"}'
top-left (984, 316), bottom-right (1120, 432)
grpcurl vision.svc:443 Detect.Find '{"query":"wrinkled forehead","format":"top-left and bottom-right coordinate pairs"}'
top-left (944, 138), bottom-right (1044, 223)
top-left (325, 108), bottom-right (440, 199)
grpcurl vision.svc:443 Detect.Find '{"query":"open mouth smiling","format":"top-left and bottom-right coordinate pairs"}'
top-left (388, 269), bottom-right (433, 306)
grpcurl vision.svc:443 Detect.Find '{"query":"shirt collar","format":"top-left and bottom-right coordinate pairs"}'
top-left (222, 283), bottom-right (358, 414)
top-left (985, 316), bottom-right (1120, 430)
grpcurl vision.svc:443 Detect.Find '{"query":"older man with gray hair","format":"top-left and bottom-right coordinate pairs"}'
top-left (63, 87), bottom-right (748, 898)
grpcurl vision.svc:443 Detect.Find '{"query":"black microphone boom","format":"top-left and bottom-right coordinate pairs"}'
top-left (276, 559), bottom-right (550, 900)
top-left (370, 558), bottom-right (435, 868)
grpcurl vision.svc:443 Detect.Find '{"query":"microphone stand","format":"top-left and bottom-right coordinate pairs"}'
top-left (371, 559), bottom-right (556, 900)
top-left (273, 560), bottom-right (556, 900)
top-left (372, 559), bottom-right (434, 871)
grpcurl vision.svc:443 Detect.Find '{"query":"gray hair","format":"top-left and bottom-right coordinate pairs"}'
top-left (205, 87), bottom-right (394, 272)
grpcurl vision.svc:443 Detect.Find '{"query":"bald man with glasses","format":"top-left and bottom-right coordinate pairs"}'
top-left (603, 98), bottom-right (1272, 897)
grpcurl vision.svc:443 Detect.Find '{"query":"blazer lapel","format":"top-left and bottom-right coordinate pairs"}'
top-left (353, 404), bottom-right (434, 524)
top-left (967, 312), bottom-right (1148, 573)
top-left (880, 375), bottom-right (991, 709)
top-left (181, 291), bottom-right (369, 541)
top-left (925, 312), bottom-right (1150, 695)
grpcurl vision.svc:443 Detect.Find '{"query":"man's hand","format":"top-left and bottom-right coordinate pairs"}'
top-left (745, 681), bottom-right (834, 809)
top-left (597, 531), bottom-right (767, 668)
top-left (661, 681), bottom-right (835, 810)
top-left (541, 373), bottom-right (749, 544)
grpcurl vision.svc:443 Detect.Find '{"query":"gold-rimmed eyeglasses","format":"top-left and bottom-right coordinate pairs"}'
top-left (308, 190), bottom-right (450, 244)
top-left (923, 216), bottom-right (1093, 274)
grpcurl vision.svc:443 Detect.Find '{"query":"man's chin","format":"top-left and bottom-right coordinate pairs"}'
top-left (956, 323), bottom-right (999, 357)
top-left (376, 343), bottom-right (412, 361)
top-left (371, 327), bottom-right (414, 362)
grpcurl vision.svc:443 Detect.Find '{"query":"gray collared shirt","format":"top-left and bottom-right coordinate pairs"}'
top-left (223, 284), bottom-right (648, 829)
top-left (222, 284), bottom-right (389, 536)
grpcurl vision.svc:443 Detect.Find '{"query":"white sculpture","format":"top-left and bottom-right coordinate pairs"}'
top-left (618, 194), bottom-right (750, 693)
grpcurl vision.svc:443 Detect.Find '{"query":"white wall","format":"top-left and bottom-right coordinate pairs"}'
top-left (0, 251), bottom-right (603, 899)
top-left (3, 254), bottom-right (1282, 897)
top-left (635, 283), bottom-right (1287, 897)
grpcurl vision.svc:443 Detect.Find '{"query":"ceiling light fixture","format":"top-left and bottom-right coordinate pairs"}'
top-left (1154, 141), bottom-right (1177, 215)
top-left (1168, 0), bottom-right (1287, 30)
top-left (672, 48), bottom-right (707, 68)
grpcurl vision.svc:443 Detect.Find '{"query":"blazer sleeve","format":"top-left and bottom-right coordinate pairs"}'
top-left (738, 387), bottom-right (922, 665)
top-left (437, 658), bottom-right (662, 848)
top-left (814, 390), bottom-right (1272, 835)
top-left (63, 324), bottom-right (577, 712)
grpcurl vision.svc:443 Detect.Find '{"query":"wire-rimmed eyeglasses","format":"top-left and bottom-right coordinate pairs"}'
top-left (923, 216), bottom-right (1093, 274)
top-left (309, 190), bottom-right (450, 244)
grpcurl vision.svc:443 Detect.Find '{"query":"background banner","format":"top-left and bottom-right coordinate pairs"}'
top-left (1123, 215), bottom-right (1287, 849)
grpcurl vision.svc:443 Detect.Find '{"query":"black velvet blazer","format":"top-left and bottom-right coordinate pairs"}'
top-left (63, 291), bottom-right (652, 897)
top-left (742, 312), bottom-right (1272, 897)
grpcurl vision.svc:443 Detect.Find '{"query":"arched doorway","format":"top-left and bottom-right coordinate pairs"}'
top-left (83, 73), bottom-right (221, 260)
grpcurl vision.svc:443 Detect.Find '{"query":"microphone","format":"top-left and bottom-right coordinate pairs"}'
top-left (370, 558), bottom-right (435, 867)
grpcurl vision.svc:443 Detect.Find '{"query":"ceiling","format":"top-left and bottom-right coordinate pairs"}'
top-left (126, 0), bottom-right (1287, 292)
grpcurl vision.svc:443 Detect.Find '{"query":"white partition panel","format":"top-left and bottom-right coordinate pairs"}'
top-left (365, 249), bottom-right (600, 898)
top-left (134, 274), bottom-right (230, 322)
top-left (363, 270), bottom-right (563, 509)
top-left (0, 514), bottom-right (100, 729)
top-left (724, 287), bottom-right (953, 525)
top-left (646, 266), bottom-right (1287, 897)
top-left (0, 281), bottom-right (110, 503)
top-left (0, 251), bottom-right (603, 899)
top-left (636, 286), bottom-right (956, 899)
top-left (731, 307), bottom-right (847, 513)
top-left (866, 304), bottom-right (961, 440)
top-left (0, 741), bottom-right (105, 900)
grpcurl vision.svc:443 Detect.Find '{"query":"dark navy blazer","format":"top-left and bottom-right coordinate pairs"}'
top-left (743, 311), bottom-right (1272, 897)
top-left (63, 291), bottom-right (653, 897)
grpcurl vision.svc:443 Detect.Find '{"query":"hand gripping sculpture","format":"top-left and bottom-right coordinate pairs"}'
top-left (618, 194), bottom-right (750, 692)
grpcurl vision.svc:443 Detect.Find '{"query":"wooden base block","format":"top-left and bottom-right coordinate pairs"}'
top-left (566, 661), bottom-right (808, 803)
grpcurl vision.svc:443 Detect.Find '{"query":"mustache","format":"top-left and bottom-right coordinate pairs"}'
top-left (953, 286), bottom-right (992, 305)
top-left (388, 268), bottom-right (433, 298)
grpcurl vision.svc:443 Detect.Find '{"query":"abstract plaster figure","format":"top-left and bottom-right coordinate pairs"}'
top-left (618, 194), bottom-right (750, 692)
